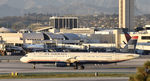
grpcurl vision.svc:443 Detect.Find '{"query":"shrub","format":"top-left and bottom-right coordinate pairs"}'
top-left (129, 61), bottom-right (150, 81)
top-left (144, 61), bottom-right (150, 68)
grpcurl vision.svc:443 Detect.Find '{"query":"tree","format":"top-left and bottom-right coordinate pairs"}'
top-left (129, 61), bottom-right (150, 81)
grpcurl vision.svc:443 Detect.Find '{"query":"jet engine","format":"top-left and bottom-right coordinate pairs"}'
top-left (55, 62), bottom-right (72, 67)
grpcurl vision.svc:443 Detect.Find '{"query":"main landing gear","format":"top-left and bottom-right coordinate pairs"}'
top-left (74, 63), bottom-right (85, 70)
top-left (33, 64), bottom-right (36, 69)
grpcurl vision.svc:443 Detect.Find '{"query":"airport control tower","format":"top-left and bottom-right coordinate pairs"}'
top-left (119, 0), bottom-right (134, 31)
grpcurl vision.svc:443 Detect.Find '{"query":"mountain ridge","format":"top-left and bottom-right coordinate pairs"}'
top-left (0, 0), bottom-right (149, 17)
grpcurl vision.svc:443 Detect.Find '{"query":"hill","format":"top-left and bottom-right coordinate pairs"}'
top-left (0, 0), bottom-right (149, 17)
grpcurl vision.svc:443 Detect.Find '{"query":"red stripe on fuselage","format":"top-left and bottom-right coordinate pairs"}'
top-left (26, 60), bottom-right (61, 63)
top-left (131, 36), bottom-right (138, 40)
top-left (26, 59), bottom-right (131, 63)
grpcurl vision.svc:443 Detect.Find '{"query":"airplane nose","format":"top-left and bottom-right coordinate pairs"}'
top-left (131, 54), bottom-right (140, 58)
top-left (20, 57), bottom-right (24, 62)
top-left (20, 57), bottom-right (27, 63)
top-left (135, 54), bottom-right (140, 58)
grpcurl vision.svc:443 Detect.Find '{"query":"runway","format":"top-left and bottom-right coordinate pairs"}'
top-left (0, 58), bottom-right (149, 74)
top-left (0, 57), bottom-right (148, 81)
top-left (0, 77), bottom-right (129, 81)
top-left (0, 61), bottom-right (136, 73)
top-left (0, 62), bottom-right (136, 73)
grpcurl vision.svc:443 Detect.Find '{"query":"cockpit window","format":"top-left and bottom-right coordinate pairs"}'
top-left (25, 55), bottom-right (28, 57)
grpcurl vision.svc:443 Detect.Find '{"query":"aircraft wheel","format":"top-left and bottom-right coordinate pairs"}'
top-left (79, 65), bottom-right (85, 70)
top-left (74, 66), bottom-right (78, 69)
top-left (74, 63), bottom-right (78, 69)
top-left (81, 66), bottom-right (85, 69)
top-left (33, 64), bottom-right (36, 69)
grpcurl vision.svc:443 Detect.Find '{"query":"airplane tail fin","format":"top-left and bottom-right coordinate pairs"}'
top-left (121, 36), bottom-right (138, 53)
top-left (122, 29), bottom-right (131, 42)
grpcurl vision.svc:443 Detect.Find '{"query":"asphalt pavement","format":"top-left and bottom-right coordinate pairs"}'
top-left (0, 77), bottom-right (129, 81)
top-left (0, 57), bottom-right (149, 81)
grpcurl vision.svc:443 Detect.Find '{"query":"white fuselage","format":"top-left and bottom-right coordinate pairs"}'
top-left (20, 52), bottom-right (139, 64)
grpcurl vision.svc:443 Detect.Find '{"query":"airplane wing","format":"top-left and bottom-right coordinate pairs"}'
top-left (66, 56), bottom-right (79, 63)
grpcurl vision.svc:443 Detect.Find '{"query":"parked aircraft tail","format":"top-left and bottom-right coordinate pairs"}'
top-left (121, 36), bottom-right (138, 53)
top-left (122, 29), bottom-right (131, 42)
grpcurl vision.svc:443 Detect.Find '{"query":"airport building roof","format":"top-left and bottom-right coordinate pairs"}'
top-left (50, 16), bottom-right (78, 19)
top-left (44, 33), bottom-right (65, 40)
top-left (63, 33), bottom-right (80, 40)
top-left (23, 33), bottom-right (44, 40)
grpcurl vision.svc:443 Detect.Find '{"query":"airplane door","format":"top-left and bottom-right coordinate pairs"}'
top-left (115, 53), bottom-right (119, 61)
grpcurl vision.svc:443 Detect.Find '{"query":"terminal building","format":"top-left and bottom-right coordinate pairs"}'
top-left (0, 28), bottom-right (82, 47)
top-left (49, 16), bottom-right (78, 29)
top-left (1, 26), bottom-right (150, 54)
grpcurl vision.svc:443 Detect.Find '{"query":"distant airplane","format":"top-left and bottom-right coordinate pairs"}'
top-left (23, 44), bottom-right (44, 49)
top-left (20, 35), bottom-right (139, 69)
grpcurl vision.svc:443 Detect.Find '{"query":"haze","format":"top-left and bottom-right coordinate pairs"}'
top-left (0, 0), bottom-right (149, 17)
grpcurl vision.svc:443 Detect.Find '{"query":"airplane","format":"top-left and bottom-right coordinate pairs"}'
top-left (20, 35), bottom-right (139, 70)
top-left (23, 44), bottom-right (44, 49)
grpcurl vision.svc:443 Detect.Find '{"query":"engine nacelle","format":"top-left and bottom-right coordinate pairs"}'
top-left (55, 62), bottom-right (70, 67)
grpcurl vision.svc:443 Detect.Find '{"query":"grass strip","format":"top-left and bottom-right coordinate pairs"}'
top-left (0, 72), bottom-right (133, 79)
